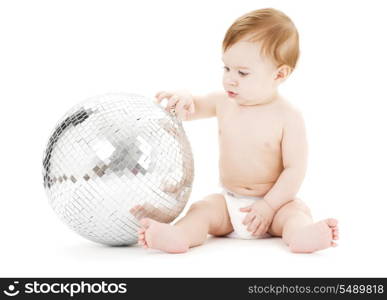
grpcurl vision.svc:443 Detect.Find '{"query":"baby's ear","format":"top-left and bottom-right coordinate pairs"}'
top-left (274, 65), bottom-right (291, 81)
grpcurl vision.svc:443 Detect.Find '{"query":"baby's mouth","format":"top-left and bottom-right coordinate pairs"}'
top-left (227, 91), bottom-right (238, 98)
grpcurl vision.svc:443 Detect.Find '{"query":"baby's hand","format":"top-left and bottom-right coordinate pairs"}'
top-left (240, 200), bottom-right (275, 237)
top-left (155, 90), bottom-right (195, 121)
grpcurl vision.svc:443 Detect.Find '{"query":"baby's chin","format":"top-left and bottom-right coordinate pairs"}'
top-left (234, 97), bottom-right (260, 106)
top-left (228, 94), bottom-right (248, 104)
top-left (239, 95), bottom-right (278, 106)
top-left (227, 93), bottom-right (264, 106)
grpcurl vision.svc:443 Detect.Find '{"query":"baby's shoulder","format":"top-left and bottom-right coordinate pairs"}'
top-left (275, 98), bottom-right (305, 126)
top-left (277, 98), bottom-right (303, 116)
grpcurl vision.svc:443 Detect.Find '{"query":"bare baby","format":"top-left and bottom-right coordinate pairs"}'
top-left (130, 8), bottom-right (339, 253)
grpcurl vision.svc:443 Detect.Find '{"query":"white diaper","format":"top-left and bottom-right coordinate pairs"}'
top-left (222, 187), bottom-right (270, 239)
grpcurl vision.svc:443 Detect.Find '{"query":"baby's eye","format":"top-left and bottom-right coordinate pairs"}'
top-left (238, 71), bottom-right (249, 77)
top-left (223, 66), bottom-right (230, 72)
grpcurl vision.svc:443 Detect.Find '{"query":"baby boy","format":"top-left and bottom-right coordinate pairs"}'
top-left (130, 8), bottom-right (339, 253)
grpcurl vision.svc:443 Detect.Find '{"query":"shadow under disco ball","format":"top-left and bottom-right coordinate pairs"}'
top-left (42, 93), bottom-right (194, 246)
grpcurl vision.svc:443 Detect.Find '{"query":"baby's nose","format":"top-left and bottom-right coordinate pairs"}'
top-left (225, 77), bottom-right (237, 86)
top-left (224, 73), bottom-right (238, 86)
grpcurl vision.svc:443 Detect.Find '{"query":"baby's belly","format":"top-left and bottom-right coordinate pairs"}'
top-left (219, 149), bottom-right (283, 197)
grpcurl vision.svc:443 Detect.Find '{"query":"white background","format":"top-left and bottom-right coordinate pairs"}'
top-left (1, 0), bottom-right (386, 277)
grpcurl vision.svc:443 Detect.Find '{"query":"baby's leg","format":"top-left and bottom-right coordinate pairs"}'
top-left (136, 194), bottom-right (233, 253)
top-left (268, 199), bottom-right (339, 253)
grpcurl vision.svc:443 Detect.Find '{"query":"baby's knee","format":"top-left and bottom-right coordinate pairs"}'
top-left (189, 200), bottom-right (207, 212)
top-left (287, 198), bottom-right (312, 216)
top-left (187, 199), bottom-right (212, 218)
top-left (274, 199), bottom-right (311, 223)
top-left (189, 194), bottom-right (231, 235)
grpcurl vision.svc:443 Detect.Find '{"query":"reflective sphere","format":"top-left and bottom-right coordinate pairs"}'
top-left (42, 93), bottom-right (194, 246)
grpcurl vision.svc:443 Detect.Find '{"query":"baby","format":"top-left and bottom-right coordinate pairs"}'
top-left (131, 8), bottom-right (339, 253)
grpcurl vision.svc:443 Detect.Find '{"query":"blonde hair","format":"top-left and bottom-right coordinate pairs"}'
top-left (223, 8), bottom-right (300, 71)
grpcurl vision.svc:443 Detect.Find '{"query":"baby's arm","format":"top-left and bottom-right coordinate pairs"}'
top-left (263, 109), bottom-right (308, 211)
top-left (155, 90), bottom-right (224, 121)
top-left (187, 91), bottom-right (224, 121)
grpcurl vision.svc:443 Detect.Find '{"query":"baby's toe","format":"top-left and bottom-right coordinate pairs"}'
top-left (332, 228), bottom-right (339, 239)
top-left (326, 218), bottom-right (338, 228)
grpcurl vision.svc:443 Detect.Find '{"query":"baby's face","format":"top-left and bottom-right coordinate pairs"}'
top-left (222, 40), bottom-right (280, 105)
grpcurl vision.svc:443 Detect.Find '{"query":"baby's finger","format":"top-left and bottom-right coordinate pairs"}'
top-left (254, 222), bottom-right (267, 236)
top-left (240, 206), bottom-right (251, 212)
top-left (188, 102), bottom-right (195, 114)
top-left (155, 91), bottom-right (163, 100)
top-left (155, 91), bottom-right (170, 103)
top-left (166, 95), bottom-right (179, 111)
top-left (155, 91), bottom-right (166, 97)
top-left (242, 212), bottom-right (255, 225)
top-left (247, 217), bottom-right (260, 232)
top-left (175, 99), bottom-right (187, 119)
top-left (129, 206), bottom-right (138, 214)
top-left (156, 91), bottom-right (172, 100)
top-left (130, 206), bottom-right (142, 218)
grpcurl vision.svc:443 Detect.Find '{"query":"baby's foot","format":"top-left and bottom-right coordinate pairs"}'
top-left (288, 218), bottom-right (339, 253)
top-left (137, 218), bottom-right (189, 254)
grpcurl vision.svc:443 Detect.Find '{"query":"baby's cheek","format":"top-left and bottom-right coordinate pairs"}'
top-left (247, 81), bottom-right (263, 96)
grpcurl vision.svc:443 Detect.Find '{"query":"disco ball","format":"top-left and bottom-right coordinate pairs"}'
top-left (42, 93), bottom-right (194, 246)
